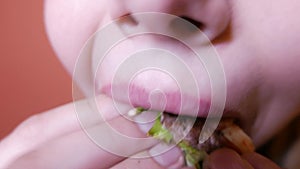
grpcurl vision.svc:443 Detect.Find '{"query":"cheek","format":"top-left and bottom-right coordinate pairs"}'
top-left (232, 1), bottom-right (300, 144)
top-left (44, 0), bottom-right (108, 74)
top-left (253, 5), bottom-right (300, 100)
top-left (259, 26), bottom-right (300, 91)
top-left (228, 0), bottom-right (300, 103)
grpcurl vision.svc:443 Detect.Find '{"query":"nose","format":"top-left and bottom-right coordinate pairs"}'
top-left (109, 0), bottom-right (231, 41)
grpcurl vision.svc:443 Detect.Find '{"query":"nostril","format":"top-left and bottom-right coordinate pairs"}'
top-left (180, 16), bottom-right (204, 30)
top-left (170, 15), bottom-right (205, 36)
top-left (119, 13), bottom-right (138, 26)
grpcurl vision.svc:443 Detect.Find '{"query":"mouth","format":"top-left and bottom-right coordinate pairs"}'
top-left (98, 81), bottom-right (252, 131)
top-left (98, 83), bottom-right (241, 120)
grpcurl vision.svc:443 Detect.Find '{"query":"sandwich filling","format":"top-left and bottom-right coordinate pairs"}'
top-left (129, 108), bottom-right (255, 169)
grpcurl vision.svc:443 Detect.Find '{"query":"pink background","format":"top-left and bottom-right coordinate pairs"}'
top-left (0, 0), bottom-right (72, 139)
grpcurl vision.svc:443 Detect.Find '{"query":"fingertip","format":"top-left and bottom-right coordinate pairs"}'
top-left (242, 152), bottom-right (282, 169)
top-left (203, 148), bottom-right (253, 169)
top-left (149, 143), bottom-right (184, 169)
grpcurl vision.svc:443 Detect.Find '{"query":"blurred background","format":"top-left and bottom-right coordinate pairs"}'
top-left (0, 0), bottom-right (72, 139)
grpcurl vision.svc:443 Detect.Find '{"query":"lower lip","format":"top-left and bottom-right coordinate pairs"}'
top-left (99, 84), bottom-right (214, 117)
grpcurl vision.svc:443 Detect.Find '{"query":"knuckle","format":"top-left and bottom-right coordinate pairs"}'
top-left (15, 114), bottom-right (45, 142)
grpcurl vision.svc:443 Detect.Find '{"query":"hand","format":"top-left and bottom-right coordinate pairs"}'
top-left (0, 95), bottom-right (187, 169)
top-left (0, 95), bottom-right (282, 169)
top-left (203, 148), bottom-right (282, 169)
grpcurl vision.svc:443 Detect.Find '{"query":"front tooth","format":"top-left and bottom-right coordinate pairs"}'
top-left (127, 108), bottom-right (138, 117)
top-left (221, 125), bottom-right (255, 153)
top-left (127, 107), bottom-right (146, 117)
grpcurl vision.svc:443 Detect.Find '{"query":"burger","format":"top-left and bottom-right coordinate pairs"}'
top-left (129, 107), bottom-right (255, 169)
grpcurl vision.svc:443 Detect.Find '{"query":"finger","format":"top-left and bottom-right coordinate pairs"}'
top-left (203, 148), bottom-right (253, 169)
top-left (0, 95), bottom-right (123, 151)
top-left (111, 152), bottom-right (164, 169)
top-left (111, 144), bottom-right (185, 169)
top-left (0, 101), bottom-right (82, 168)
top-left (7, 110), bottom-right (158, 169)
top-left (242, 152), bottom-right (282, 169)
top-left (7, 130), bottom-right (119, 169)
top-left (0, 95), bottom-right (134, 168)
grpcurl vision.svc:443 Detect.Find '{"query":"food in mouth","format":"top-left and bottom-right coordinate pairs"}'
top-left (129, 108), bottom-right (255, 169)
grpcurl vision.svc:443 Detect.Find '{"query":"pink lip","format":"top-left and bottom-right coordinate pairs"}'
top-left (97, 83), bottom-right (248, 133)
top-left (99, 84), bottom-right (220, 117)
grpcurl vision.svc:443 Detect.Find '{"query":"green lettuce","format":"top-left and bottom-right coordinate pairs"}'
top-left (147, 113), bottom-right (173, 143)
top-left (147, 112), bottom-right (207, 169)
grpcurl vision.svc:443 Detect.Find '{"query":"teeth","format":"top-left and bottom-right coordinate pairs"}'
top-left (221, 125), bottom-right (255, 153)
top-left (127, 108), bottom-right (139, 117)
top-left (127, 107), bottom-right (145, 117)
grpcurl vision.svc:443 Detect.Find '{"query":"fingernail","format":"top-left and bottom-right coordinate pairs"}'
top-left (133, 110), bottom-right (157, 133)
top-left (149, 143), bottom-right (183, 169)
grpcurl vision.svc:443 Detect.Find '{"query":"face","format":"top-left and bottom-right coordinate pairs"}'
top-left (44, 0), bottom-right (300, 146)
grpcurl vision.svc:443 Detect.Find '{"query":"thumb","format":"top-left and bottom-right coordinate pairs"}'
top-left (203, 148), bottom-right (253, 169)
top-left (242, 152), bottom-right (282, 169)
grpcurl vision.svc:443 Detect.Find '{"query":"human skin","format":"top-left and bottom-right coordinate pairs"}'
top-left (0, 0), bottom-right (298, 168)
top-left (45, 0), bottom-right (300, 146)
